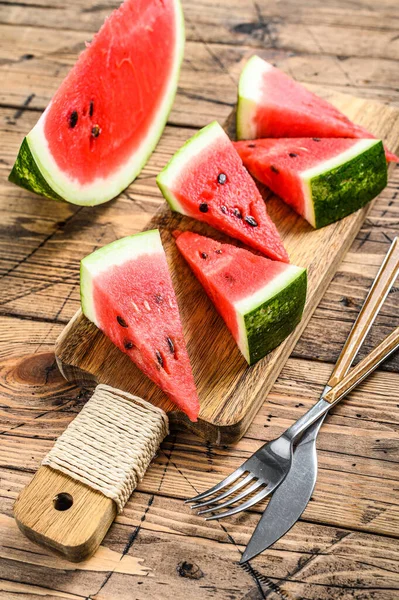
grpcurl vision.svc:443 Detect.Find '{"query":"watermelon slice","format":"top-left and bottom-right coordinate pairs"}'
top-left (9, 0), bottom-right (185, 206)
top-left (80, 230), bottom-right (200, 421)
top-left (175, 231), bottom-right (307, 365)
top-left (237, 56), bottom-right (398, 163)
top-left (156, 121), bottom-right (289, 263)
top-left (235, 138), bottom-right (387, 229)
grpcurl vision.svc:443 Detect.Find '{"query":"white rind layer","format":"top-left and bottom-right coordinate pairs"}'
top-left (80, 229), bottom-right (162, 325)
top-left (301, 139), bottom-right (378, 180)
top-left (234, 264), bottom-right (306, 362)
top-left (300, 139), bottom-right (379, 227)
top-left (156, 120), bottom-right (229, 214)
top-left (26, 0), bottom-right (185, 206)
top-left (237, 55), bottom-right (273, 140)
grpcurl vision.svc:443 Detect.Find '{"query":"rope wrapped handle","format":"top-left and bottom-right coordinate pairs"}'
top-left (42, 384), bottom-right (169, 513)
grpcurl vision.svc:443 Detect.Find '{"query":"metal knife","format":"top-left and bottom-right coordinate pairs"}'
top-left (241, 237), bottom-right (399, 563)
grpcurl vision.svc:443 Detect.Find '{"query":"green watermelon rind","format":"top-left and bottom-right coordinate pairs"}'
top-left (302, 139), bottom-right (387, 228)
top-left (9, 0), bottom-right (185, 207)
top-left (236, 55), bottom-right (269, 140)
top-left (80, 229), bottom-right (162, 324)
top-left (156, 120), bottom-right (224, 213)
top-left (235, 265), bottom-right (307, 365)
top-left (8, 138), bottom-right (63, 202)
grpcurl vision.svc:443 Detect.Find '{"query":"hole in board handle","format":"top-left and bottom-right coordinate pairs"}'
top-left (53, 492), bottom-right (73, 511)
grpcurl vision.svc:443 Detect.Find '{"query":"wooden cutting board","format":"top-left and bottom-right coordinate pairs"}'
top-left (55, 91), bottom-right (399, 445)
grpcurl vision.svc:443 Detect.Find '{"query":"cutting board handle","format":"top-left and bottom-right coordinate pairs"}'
top-left (14, 385), bottom-right (169, 562)
top-left (14, 466), bottom-right (118, 562)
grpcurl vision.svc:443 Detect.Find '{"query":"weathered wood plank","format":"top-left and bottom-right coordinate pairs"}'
top-left (2, 108), bottom-right (399, 347)
top-left (1, 0), bottom-right (399, 58)
top-left (4, 430), bottom-right (398, 538)
top-left (1, 488), bottom-right (398, 599)
top-left (1, 23), bottom-right (399, 127)
top-left (52, 88), bottom-right (399, 442)
top-left (1, 348), bottom-right (398, 537)
top-left (1, 0), bottom-right (399, 596)
top-left (0, 31), bottom-right (238, 126)
top-left (2, 186), bottom-right (399, 360)
top-left (0, 317), bottom-right (64, 360)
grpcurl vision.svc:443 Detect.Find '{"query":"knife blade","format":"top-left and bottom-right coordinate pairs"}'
top-left (240, 413), bottom-right (325, 563)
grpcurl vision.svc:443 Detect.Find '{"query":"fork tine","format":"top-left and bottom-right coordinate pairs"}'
top-left (185, 465), bottom-right (246, 503)
top-left (197, 480), bottom-right (262, 515)
top-left (205, 484), bottom-right (274, 521)
top-left (192, 473), bottom-right (255, 509)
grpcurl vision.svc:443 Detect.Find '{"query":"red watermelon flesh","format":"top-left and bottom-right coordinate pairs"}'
top-left (45, 0), bottom-right (178, 183)
top-left (157, 121), bottom-right (289, 263)
top-left (234, 137), bottom-right (387, 228)
top-left (237, 56), bottom-right (398, 163)
top-left (235, 137), bottom-right (369, 209)
top-left (80, 231), bottom-right (200, 421)
top-left (9, 0), bottom-right (185, 205)
top-left (175, 231), bottom-right (307, 364)
top-left (175, 231), bottom-right (287, 340)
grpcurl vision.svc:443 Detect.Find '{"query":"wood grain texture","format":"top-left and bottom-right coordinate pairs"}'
top-left (56, 94), bottom-right (399, 444)
top-left (325, 326), bottom-right (399, 404)
top-left (1, 0), bottom-right (399, 597)
top-left (327, 236), bottom-right (399, 387)
top-left (14, 467), bottom-right (117, 562)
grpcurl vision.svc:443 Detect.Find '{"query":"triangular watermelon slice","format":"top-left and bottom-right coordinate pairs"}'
top-left (80, 230), bottom-right (200, 421)
top-left (156, 121), bottom-right (288, 263)
top-left (175, 231), bottom-right (307, 365)
top-left (237, 56), bottom-right (398, 163)
top-left (234, 137), bottom-right (387, 229)
top-left (9, 0), bottom-right (185, 205)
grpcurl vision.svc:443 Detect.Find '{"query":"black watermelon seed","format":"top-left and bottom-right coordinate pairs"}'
top-left (201, 252), bottom-right (208, 259)
top-left (167, 336), bottom-right (175, 354)
top-left (91, 124), bottom-right (101, 138)
top-left (156, 350), bottom-right (164, 367)
top-left (199, 202), bottom-right (209, 213)
top-left (215, 249), bottom-right (222, 254)
top-left (89, 101), bottom-right (94, 117)
top-left (313, 137), bottom-right (321, 142)
top-left (233, 208), bottom-right (242, 219)
top-left (248, 143), bottom-right (256, 148)
top-left (117, 316), bottom-right (128, 328)
top-left (289, 152), bottom-right (298, 158)
top-left (245, 215), bottom-right (258, 227)
top-left (69, 111), bottom-right (78, 128)
top-left (155, 294), bottom-right (163, 304)
top-left (221, 205), bottom-right (228, 214)
top-left (124, 340), bottom-right (134, 350)
top-left (217, 173), bottom-right (227, 185)
top-left (270, 165), bottom-right (280, 174)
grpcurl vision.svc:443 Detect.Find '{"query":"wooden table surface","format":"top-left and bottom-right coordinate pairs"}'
top-left (1, 1), bottom-right (399, 598)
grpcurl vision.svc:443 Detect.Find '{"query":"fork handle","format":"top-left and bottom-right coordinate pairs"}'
top-left (328, 237), bottom-right (399, 388)
top-left (286, 327), bottom-right (399, 440)
top-left (324, 326), bottom-right (399, 404)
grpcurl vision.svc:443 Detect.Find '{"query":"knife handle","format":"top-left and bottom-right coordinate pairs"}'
top-left (328, 236), bottom-right (399, 388)
top-left (324, 326), bottom-right (399, 404)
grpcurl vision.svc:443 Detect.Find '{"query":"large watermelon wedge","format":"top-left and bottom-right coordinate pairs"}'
top-left (175, 231), bottom-right (307, 365)
top-left (235, 137), bottom-right (387, 229)
top-left (80, 230), bottom-right (200, 421)
top-left (9, 0), bottom-right (185, 206)
top-left (157, 121), bottom-right (289, 263)
top-left (237, 56), bottom-right (398, 163)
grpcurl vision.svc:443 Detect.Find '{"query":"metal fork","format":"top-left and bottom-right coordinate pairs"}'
top-left (187, 328), bottom-right (399, 519)
top-left (186, 240), bottom-right (399, 521)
